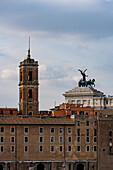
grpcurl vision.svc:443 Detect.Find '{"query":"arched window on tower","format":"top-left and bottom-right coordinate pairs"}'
top-left (28, 70), bottom-right (32, 81)
top-left (20, 72), bottom-right (22, 81)
top-left (28, 89), bottom-right (32, 99)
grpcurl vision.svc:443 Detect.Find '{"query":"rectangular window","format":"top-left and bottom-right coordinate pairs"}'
top-left (0, 146), bottom-right (4, 152)
top-left (77, 100), bottom-right (81, 104)
top-left (86, 121), bottom-right (89, 126)
top-left (68, 128), bottom-right (71, 133)
top-left (40, 136), bottom-right (43, 143)
top-left (59, 128), bottom-right (63, 133)
top-left (51, 128), bottom-right (54, 133)
top-left (86, 137), bottom-right (90, 143)
top-left (94, 137), bottom-right (97, 143)
top-left (0, 127), bottom-right (4, 133)
top-left (109, 139), bottom-right (112, 145)
top-left (59, 145), bottom-right (63, 152)
top-left (109, 131), bottom-right (112, 137)
top-left (72, 111), bottom-right (76, 115)
top-left (59, 136), bottom-right (63, 143)
top-left (68, 137), bottom-right (72, 143)
top-left (106, 100), bottom-right (108, 104)
top-left (39, 146), bottom-right (43, 152)
top-left (11, 127), bottom-right (15, 133)
top-left (39, 127), bottom-right (43, 133)
top-left (77, 129), bottom-right (80, 136)
top-left (88, 100), bottom-right (90, 105)
top-left (94, 121), bottom-right (97, 126)
top-left (1, 111), bottom-right (3, 115)
top-left (69, 164), bottom-right (71, 170)
top-left (51, 146), bottom-right (54, 152)
top-left (77, 146), bottom-right (81, 152)
top-left (68, 146), bottom-right (71, 152)
top-left (77, 121), bottom-right (80, 126)
top-left (0, 137), bottom-right (4, 143)
top-left (77, 137), bottom-right (80, 143)
top-left (10, 110), bottom-right (13, 115)
top-left (11, 137), bottom-right (15, 143)
top-left (25, 137), bottom-right (28, 143)
top-left (86, 129), bottom-right (89, 136)
top-left (86, 145), bottom-right (90, 152)
top-left (24, 145), bottom-right (28, 152)
top-left (11, 146), bottom-right (15, 153)
top-left (50, 136), bottom-right (54, 143)
top-left (94, 146), bottom-right (97, 152)
top-left (24, 127), bottom-right (29, 133)
top-left (109, 146), bottom-right (112, 153)
top-left (94, 129), bottom-right (97, 136)
top-left (79, 111), bottom-right (84, 115)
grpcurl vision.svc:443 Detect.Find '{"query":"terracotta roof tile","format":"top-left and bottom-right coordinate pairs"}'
top-left (0, 117), bottom-right (74, 125)
top-left (96, 109), bottom-right (113, 115)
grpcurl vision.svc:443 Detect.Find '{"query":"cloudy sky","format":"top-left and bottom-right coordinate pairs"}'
top-left (0, 0), bottom-right (113, 110)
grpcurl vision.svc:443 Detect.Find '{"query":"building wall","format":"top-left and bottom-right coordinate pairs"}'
top-left (98, 117), bottom-right (113, 170)
top-left (51, 104), bottom-right (98, 117)
top-left (65, 95), bottom-right (113, 110)
top-left (63, 87), bottom-right (113, 110)
top-left (0, 117), bottom-right (97, 170)
top-left (0, 108), bottom-right (18, 116)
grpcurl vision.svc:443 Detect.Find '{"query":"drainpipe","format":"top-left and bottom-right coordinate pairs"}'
top-left (97, 115), bottom-right (100, 170)
top-left (63, 125), bottom-right (66, 170)
top-left (15, 125), bottom-right (17, 170)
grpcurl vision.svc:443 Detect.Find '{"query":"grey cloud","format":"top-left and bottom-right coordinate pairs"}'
top-left (40, 65), bottom-right (75, 80)
top-left (0, 0), bottom-right (113, 39)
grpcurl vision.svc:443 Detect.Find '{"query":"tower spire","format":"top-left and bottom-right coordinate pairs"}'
top-left (27, 37), bottom-right (31, 59)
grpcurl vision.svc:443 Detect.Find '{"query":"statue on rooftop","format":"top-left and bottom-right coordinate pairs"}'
top-left (78, 69), bottom-right (88, 81)
top-left (78, 69), bottom-right (95, 87)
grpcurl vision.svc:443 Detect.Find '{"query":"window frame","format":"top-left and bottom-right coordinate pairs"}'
top-left (11, 127), bottom-right (15, 133)
top-left (50, 127), bottom-right (55, 133)
top-left (109, 130), bottom-right (112, 137)
top-left (0, 145), bottom-right (4, 153)
top-left (77, 145), bottom-right (81, 152)
top-left (59, 127), bottom-right (63, 133)
top-left (11, 145), bottom-right (15, 153)
top-left (39, 127), bottom-right (43, 134)
top-left (24, 145), bottom-right (28, 152)
top-left (39, 136), bottom-right (43, 143)
top-left (24, 136), bottom-right (29, 143)
top-left (77, 137), bottom-right (80, 143)
top-left (94, 137), bottom-right (97, 143)
top-left (68, 145), bottom-right (72, 152)
top-left (59, 136), bottom-right (63, 143)
top-left (0, 137), bottom-right (4, 143)
top-left (93, 146), bottom-right (97, 152)
top-left (68, 136), bottom-right (72, 143)
top-left (67, 127), bottom-right (71, 134)
top-left (50, 136), bottom-right (54, 143)
top-left (11, 136), bottom-right (15, 143)
top-left (39, 145), bottom-right (43, 152)
top-left (86, 121), bottom-right (89, 126)
top-left (77, 129), bottom-right (80, 136)
top-left (86, 145), bottom-right (90, 152)
top-left (24, 127), bottom-right (29, 134)
top-left (50, 145), bottom-right (54, 152)
top-left (59, 145), bottom-right (63, 152)
top-left (86, 137), bottom-right (90, 143)
top-left (0, 127), bottom-right (4, 133)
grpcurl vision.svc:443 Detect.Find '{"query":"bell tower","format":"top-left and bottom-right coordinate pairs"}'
top-left (19, 39), bottom-right (39, 116)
